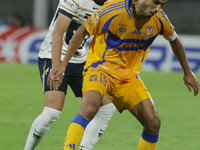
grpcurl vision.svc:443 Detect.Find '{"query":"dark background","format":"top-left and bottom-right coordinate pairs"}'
top-left (0, 0), bottom-right (200, 35)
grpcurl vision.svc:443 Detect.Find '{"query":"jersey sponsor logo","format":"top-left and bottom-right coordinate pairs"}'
top-left (118, 24), bottom-right (127, 34)
top-left (64, 0), bottom-right (75, 9)
top-left (132, 29), bottom-right (141, 34)
top-left (93, 13), bottom-right (99, 23)
top-left (118, 42), bottom-right (145, 49)
top-left (144, 26), bottom-right (154, 37)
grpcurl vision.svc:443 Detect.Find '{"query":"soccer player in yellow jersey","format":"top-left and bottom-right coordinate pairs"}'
top-left (49, 0), bottom-right (200, 149)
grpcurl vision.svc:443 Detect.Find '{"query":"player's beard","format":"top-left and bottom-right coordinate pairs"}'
top-left (140, 0), bottom-right (153, 18)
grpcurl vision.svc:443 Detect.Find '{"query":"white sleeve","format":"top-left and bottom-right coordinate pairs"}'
top-left (59, 0), bottom-right (80, 16)
top-left (168, 31), bottom-right (177, 42)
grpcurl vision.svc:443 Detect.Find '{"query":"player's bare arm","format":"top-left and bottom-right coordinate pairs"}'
top-left (48, 23), bottom-right (89, 90)
top-left (61, 24), bottom-right (89, 69)
top-left (47, 13), bottom-right (72, 90)
top-left (169, 36), bottom-right (200, 96)
top-left (51, 13), bottom-right (72, 68)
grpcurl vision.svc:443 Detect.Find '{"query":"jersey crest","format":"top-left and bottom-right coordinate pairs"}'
top-left (144, 26), bottom-right (154, 37)
top-left (118, 24), bottom-right (127, 34)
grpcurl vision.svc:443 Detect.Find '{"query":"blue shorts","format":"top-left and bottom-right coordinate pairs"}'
top-left (38, 58), bottom-right (85, 97)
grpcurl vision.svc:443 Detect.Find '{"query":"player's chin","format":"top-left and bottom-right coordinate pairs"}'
top-left (144, 12), bottom-right (154, 18)
top-left (146, 13), bottom-right (153, 18)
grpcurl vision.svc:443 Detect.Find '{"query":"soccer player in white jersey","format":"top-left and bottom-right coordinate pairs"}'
top-left (24, 0), bottom-right (116, 149)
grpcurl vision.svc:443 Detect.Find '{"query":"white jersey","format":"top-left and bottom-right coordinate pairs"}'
top-left (38, 0), bottom-right (104, 63)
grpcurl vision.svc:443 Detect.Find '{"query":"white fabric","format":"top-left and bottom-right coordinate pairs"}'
top-left (38, 0), bottom-right (101, 63)
top-left (24, 107), bottom-right (61, 150)
top-left (79, 103), bottom-right (116, 150)
top-left (168, 31), bottom-right (177, 42)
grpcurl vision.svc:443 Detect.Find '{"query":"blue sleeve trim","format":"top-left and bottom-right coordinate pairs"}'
top-left (102, 14), bottom-right (118, 31)
top-left (142, 129), bottom-right (159, 143)
top-left (72, 114), bottom-right (89, 129)
top-left (58, 8), bottom-right (73, 19)
top-left (156, 16), bottom-right (164, 35)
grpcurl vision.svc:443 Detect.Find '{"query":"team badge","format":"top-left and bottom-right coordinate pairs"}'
top-left (118, 24), bottom-right (127, 34)
top-left (93, 13), bottom-right (99, 23)
top-left (90, 74), bottom-right (97, 81)
top-left (144, 26), bottom-right (154, 37)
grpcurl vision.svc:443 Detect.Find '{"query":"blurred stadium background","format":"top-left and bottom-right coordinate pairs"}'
top-left (0, 0), bottom-right (200, 34)
top-left (0, 0), bottom-right (200, 72)
top-left (0, 0), bottom-right (200, 150)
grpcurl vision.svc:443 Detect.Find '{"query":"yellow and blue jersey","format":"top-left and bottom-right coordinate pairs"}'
top-left (84, 0), bottom-right (174, 81)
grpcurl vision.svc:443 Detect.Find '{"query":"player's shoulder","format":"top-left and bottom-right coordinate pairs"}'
top-left (76, 0), bottom-right (100, 6)
top-left (76, 0), bottom-right (105, 11)
top-left (59, 0), bottom-right (78, 11)
top-left (155, 9), bottom-right (167, 18)
top-left (98, 0), bottom-right (126, 16)
top-left (154, 9), bottom-right (172, 24)
top-left (104, 0), bottom-right (126, 7)
top-left (59, 0), bottom-right (91, 8)
top-left (59, 0), bottom-right (98, 12)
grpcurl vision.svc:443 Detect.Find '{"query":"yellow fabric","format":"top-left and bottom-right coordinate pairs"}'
top-left (124, 90), bottom-right (151, 111)
top-left (82, 68), bottom-right (151, 111)
top-left (63, 123), bottom-right (85, 150)
top-left (138, 137), bottom-right (158, 150)
top-left (82, 69), bottom-right (109, 97)
top-left (84, 0), bottom-right (174, 82)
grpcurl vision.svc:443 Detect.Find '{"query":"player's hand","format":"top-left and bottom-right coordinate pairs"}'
top-left (183, 71), bottom-right (200, 96)
top-left (47, 64), bottom-right (65, 91)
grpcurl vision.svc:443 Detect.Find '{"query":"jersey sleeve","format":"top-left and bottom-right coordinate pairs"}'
top-left (84, 11), bottom-right (102, 35)
top-left (157, 10), bottom-right (175, 40)
top-left (58, 0), bottom-right (80, 19)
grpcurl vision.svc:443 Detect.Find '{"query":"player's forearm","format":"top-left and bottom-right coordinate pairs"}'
top-left (51, 13), bottom-right (72, 68)
top-left (51, 34), bottom-right (63, 68)
top-left (61, 24), bottom-right (89, 68)
top-left (170, 36), bottom-right (192, 75)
